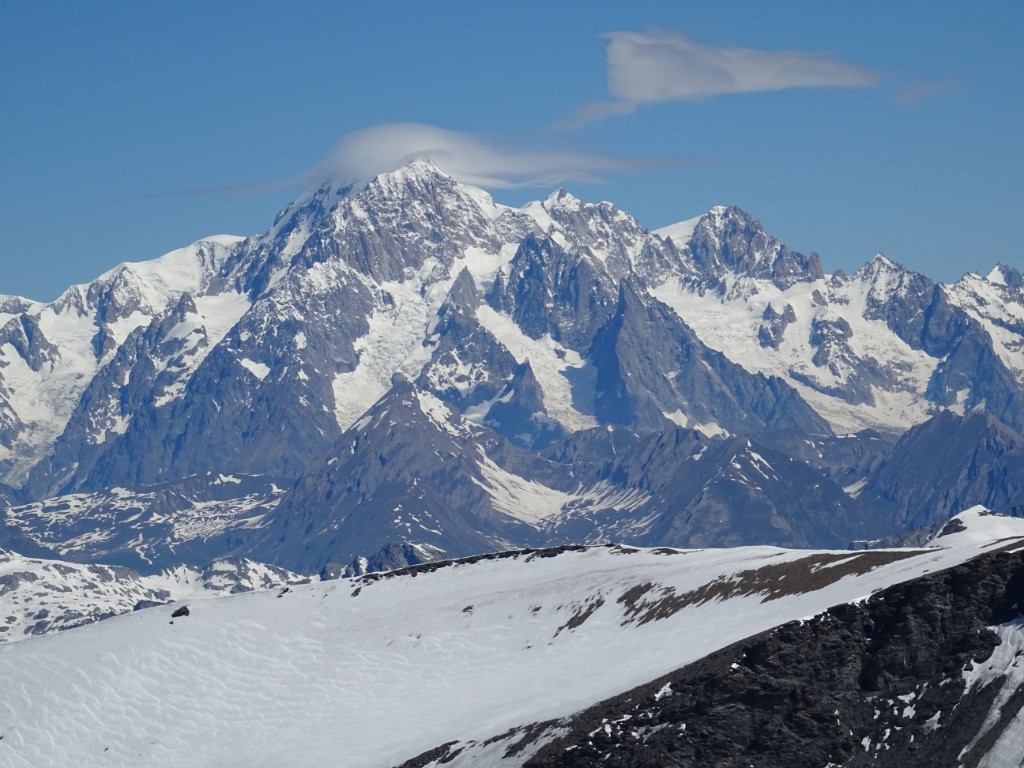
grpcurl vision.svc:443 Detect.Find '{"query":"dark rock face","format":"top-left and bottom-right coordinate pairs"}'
top-left (810, 316), bottom-right (853, 363)
top-left (249, 381), bottom-right (549, 573)
top-left (689, 206), bottom-right (824, 290)
top-left (758, 303), bottom-right (796, 349)
top-left (992, 263), bottom-right (1024, 292)
top-left (925, 318), bottom-right (1024, 434)
top-left (232, 161), bottom-right (532, 293)
top-left (536, 190), bottom-right (656, 282)
top-left (246, 415), bottom-right (870, 574)
top-left (483, 361), bottom-right (564, 448)
top-left (590, 281), bottom-right (831, 436)
top-left (840, 256), bottom-right (1024, 435)
top-left (68, 269), bottom-right (370, 493)
top-left (303, 163), bottom-right (525, 283)
top-left (26, 294), bottom-right (212, 497)
top-left (0, 525), bottom-right (54, 560)
top-left (0, 478), bottom-right (55, 559)
top-left (487, 235), bottom-right (618, 353)
top-left (523, 549), bottom-right (1024, 768)
top-left (417, 269), bottom-right (520, 410)
top-left (804, 316), bottom-right (889, 406)
top-left (538, 427), bottom-right (869, 552)
top-left (853, 255), bottom-right (942, 351)
top-left (634, 437), bottom-right (868, 550)
top-left (340, 542), bottom-right (435, 578)
top-left (759, 428), bottom-right (893, 490)
top-left (860, 410), bottom-right (1024, 533)
top-left (132, 599), bottom-right (167, 611)
top-left (0, 315), bottom-right (60, 373)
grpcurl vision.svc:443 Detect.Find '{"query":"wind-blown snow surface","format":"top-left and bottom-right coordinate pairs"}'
top-left (2, 509), bottom-right (1022, 768)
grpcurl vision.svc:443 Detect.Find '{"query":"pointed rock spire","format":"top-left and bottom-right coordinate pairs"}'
top-left (440, 267), bottom-right (481, 317)
top-left (484, 361), bottom-right (563, 448)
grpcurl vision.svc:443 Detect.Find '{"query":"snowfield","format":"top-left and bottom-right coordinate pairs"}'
top-left (1, 508), bottom-right (1022, 768)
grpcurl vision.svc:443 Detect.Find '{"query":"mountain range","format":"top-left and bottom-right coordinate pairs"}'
top-left (1, 160), bottom-right (1022, 574)
top-left (1, 161), bottom-right (1023, 573)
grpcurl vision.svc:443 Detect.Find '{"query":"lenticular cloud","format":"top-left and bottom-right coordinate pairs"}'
top-left (308, 123), bottom-right (679, 189)
top-left (561, 29), bottom-right (880, 128)
top-left (606, 30), bottom-right (878, 103)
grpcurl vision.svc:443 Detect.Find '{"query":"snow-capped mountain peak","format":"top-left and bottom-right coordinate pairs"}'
top-left (0, 233), bottom-right (251, 486)
top-left (687, 204), bottom-right (824, 289)
top-left (542, 186), bottom-right (583, 210)
top-left (842, 252), bottom-right (925, 312)
top-left (652, 213), bottom-right (704, 248)
top-left (985, 262), bottom-right (1024, 290)
top-left (361, 158), bottom-right (457, 199)
top-left (853, 252), bottom-right (906, 280)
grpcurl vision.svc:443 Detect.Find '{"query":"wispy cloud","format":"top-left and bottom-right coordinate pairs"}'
top-left (309, 123), bottom-right (696, 189)
top-left (560, 30), bottom-right (881, 128)
top-left (891, 79), bottom-right (961, 107)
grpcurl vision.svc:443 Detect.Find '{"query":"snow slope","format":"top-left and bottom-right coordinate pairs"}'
top-left (652, 214), bottom-right (703, 247)
top-left (946, 267), bottom-right (1024, 377)
top-left (650, 267), bottom-right (938, 434)
top-left (2, 509), bottom-right (1022, 768)
top-left (0, 548), bottom-right (310, 643)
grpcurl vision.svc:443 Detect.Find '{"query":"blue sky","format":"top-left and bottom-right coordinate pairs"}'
top-left (2, 1), bottom-right (1021, 300)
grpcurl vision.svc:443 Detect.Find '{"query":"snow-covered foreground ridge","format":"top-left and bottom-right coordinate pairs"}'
top-left (1, 507), bottom-right (1021, 768)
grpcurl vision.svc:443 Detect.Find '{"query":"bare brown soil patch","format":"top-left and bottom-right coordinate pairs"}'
top-left (618, 550), bottom-right (924, 626)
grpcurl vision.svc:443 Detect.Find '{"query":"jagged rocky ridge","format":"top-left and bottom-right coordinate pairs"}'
top-left (1, 161), bottom-right (1023, 572)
